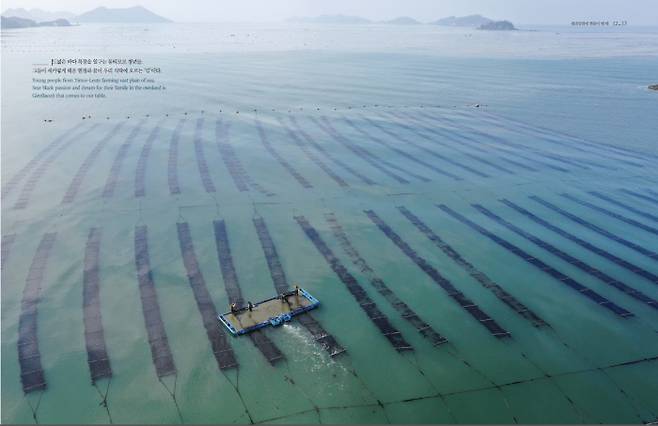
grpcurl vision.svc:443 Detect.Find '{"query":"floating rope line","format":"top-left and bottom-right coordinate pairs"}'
top-left (397, 206), bottom-right (548, 327)
top-left (363, 114), bottom-right (489, 179)
top-left (176, 222), bottom-right (239, 369)
top-left (82, 228), bottom-right (114, 421)
top-left (439, 204), bottom-right (633, 318)
top-left (133, 225), bottom-right (182, 422)
top-left (289, 116), bottom-right (376, 186)
top-left (345, 114), bottom-right (459, 180)
top-left (620, 188), bottom-right (658, 207)
top-left (502, 199), bottom-right (658, 288)
top-left (253, 215), bottom-right (346, 357)
top-left (325, 212), bottom-right (449, 346)
top-left (135, 120), bottom-right (166, 198)
top-left (436, 108), bottom-right (626, 171)
top-left (395, 109), bottom-right (540, 173)
top-left (92, 379), bottom-right (113, 423)
top-left (168, 119), bottom-right (185, 195)
top-left (192, 117), bottom-right (217, 193)
top-left (530, 196), bottom-right (658, 261)
top-left (102, 120), bottom-right (146, 198)
top-left (1, 121), bottom-right (86, 200)
top-left (61, 122), bottom-right (129, 204)
top-left (1, 233), bottom-right (17, 271)
top-left (478, 202), bottom-right (658, 313)
top-left (382, 111), bottom-right (516, 176)
top-left (416, 110), bottom-right (572, 173)
top-left (12, 124), bottom-right (99, 209)
top-left (587, 191), bottom-right (658, 224)
top-left (474, 109), bottom-right (656, 164)
top-left (294, 215), bottom-right (413, 352)
top-left (276, 117), bottom-right (349, 188)
top-left (213, 219), bottom-right (285, 365)
top-left (321, 116), bottom-right (430, 183)
top-left (310, 116), bottom-right (410, 184)
top-left (255, 117), bottom-right (313, 189)
top-left (216, 120), bottom-right (274, 196)
top-left (561, 193), bottom-right (658, 236)
top-left (365, 209), bottom-right (511, 338)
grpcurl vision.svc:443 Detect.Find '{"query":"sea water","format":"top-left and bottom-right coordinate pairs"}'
top-left (2, 23), bottom-right (658, 423)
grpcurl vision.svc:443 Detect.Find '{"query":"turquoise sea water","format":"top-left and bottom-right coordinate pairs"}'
top-left (2, 23), bottom-right (658, 424)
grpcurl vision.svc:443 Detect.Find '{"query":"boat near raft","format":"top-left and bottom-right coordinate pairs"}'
top-left (218, 287), bottom-right (320, 336)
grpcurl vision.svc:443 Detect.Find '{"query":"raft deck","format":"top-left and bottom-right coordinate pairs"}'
top-left (218, 288), bottom-right (319, 336)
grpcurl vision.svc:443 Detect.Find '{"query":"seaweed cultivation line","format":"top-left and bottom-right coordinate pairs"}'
top-left (309, 116), bottom-right (410, 184)
top-left (62, 122), bottom-right (129, 204)
top-left (82, 228), bottom-right (113, 422)
top-left (82, 228), bottom-right (113, 382)
top-left (366, 114), bottom-right (490, 179)
top-left (475, 109), bottom-right (655, 164)
top-left (216, 120), bottom-right (274, 196)
top-left (168, 119), bottom-right (185, 195)
top-left (276, 118), bottom-right (348, 188)
top-left (102, 120), bottom-right (146, 198)
top-left (176, 222), bottom-right (239, 370)
top-left (454, 111), bottom-right (617, 172)
top-left (253, 216), bottom-right (346, 357)
top-left (508, 199), bottom-right (658, 286)
top-left (345, 116), bottom-right (463, 181)
top-left (135, 123), bottom-right (162, 198)
top-left (1, 233), bottom-right (16, 271)
top-left (321, 116), bottom-right (430, 183)
top-left (391, 110), bottom-right (538, 174)
top-left (620, 189), bottom-right (658, 207)
top-left (376, 111), bottom-right (514, 174)
top-left (325, 212), bottom-right (449, 346)
top-left (397, 206), bottom-right (547, 327)
top-left (438, 205), bottom-right (634, 318)
top-left (482, 202), bottom-right (658, 311)
top-left (12, 124), bottom-right (99, 210)
top-left (134, 226), bottom-right (177, 377)
top-left (134, 225), bottom-right (183, 421)
top-left (213, 220), bottom-right (285, 365)
top-left (2, 122), bottom-right (85, 200)
top-left (252, 216), bottom-right (345, 355)
top-left (588, 191), bottom-right (658, 224)
top-left (530, 196), bottom-right (658, 261)
top-left (450, 109), bottom-right (646, 168)
top-left (288, 116), bottom-right (375, 186)
top-left (416, 111), bottom-right (572, 173)
top-left (561, 193), bottom-right (658, 236)
top-left (294, 215), bottom-right (413, 352)
top-left (365, 209), bottom-right (510, 338)
top-left (18, 232), bottom-right (56, 395)
top-left (193, 118), bottom-right (217, 193)
top-left (255, 118), bottom-right (313, 189)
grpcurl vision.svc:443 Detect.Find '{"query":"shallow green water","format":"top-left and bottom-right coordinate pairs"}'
top-left (2, 23), bottom-right (658, 424)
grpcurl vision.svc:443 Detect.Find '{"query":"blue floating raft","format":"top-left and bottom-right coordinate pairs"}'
top-left (218, 288), bottom-right (320, 336)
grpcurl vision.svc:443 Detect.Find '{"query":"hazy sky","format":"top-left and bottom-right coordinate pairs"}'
top-left (3, 0), bottom-right (657, 25)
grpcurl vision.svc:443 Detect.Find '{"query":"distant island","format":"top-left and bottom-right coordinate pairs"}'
top-left (1, 7), bottom-right (75, 22)
top-left (2, 5), bottom-right (172, 26)
top-left (76, 6), bottom-right (171, 23)
top-left (432, 14), bottom-right (492, 27)
top-left (1, 15), bottom-right (72, 29)
top-left (478, 20), bottom-right (517, 31)
top-left (382, 16), bottom-right (421, 25)
top-left (287, 14), bottom-right (371, 24)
